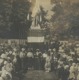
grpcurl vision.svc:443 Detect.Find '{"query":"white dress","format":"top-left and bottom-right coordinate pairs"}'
top-left (45, 56), bottom-right (51, 72)
top-left (0, 77), bottom-right (3, 80)
top-left (77, 67), bottom-right (79, 80)
top-left (1, 66), bottom-right (12, 80)
top-left (69, 66), bottom-right (76, 79)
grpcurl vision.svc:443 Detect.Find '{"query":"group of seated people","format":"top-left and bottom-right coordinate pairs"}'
top-left (0, 40), bottom-right (79, 80)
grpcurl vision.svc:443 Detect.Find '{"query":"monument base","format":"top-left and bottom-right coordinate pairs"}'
top-left (30, 24), bottom-right (41, 30)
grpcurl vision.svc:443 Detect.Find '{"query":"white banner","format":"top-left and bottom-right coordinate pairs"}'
top-left (27, 37), bottom-right (44, 43)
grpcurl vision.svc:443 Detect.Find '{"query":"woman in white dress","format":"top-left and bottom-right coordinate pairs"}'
top-left (45, 53), bottom-right (52, 72)
top-left (69, 63), bottom-right (77, 80)
top-left (77, 64), bottom-right (79, 80)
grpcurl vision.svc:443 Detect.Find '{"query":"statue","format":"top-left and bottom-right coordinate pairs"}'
top-left (27, 0), bottom-right (53, 29)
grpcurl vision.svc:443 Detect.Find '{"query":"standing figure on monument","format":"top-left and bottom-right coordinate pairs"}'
top-left (30, 9), bottom-right (42, 29)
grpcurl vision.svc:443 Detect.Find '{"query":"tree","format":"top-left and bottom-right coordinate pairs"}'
top-left (0, 0), bottom-right (31, 39)
top-left (10, 0), bottom-right (31, 39)
top-left (0, 0), bottom-right (12, 38)
top-left (50, 0), bottom-right (79, 37)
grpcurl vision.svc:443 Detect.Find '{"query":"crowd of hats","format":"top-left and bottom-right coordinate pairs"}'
top-left (0, 41), bottom-right (79, 80)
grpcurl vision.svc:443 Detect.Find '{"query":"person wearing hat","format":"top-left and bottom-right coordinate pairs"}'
top-left (1, 53), bottom-right (7, 60)
top-left (41, 51), bottom-right (47, 70)
top-left (8, 50), bottom-right (14, 61)
top-left (69, 63), bottom-right (77, 80)
top-left (12, 56), bottom-right (17, 72)
top-left (13, 54), bottom-right (21, 79)
top-left (0, 77), bottom-right (3, 80)
top-left (64, 45), bottom-right (70, 54)
top-left (54, 40), bottom-right (61, 53)
top-left (12, 48), bottom-right (18, 57)
top-left (45, 53), bottom-right (52, 72)
top-left (0, 57), bottom-right (4, 71)
top-left (51, 57), bottom-right (58, 73)
top-left (19, 48), bottom-right (26, 59)
top-left (19, 48), bottom-right (26, 73)
top-left (34, 49), bottom-right (42, 70)
top-left (4, 57), bottom-right (13, 73)
top-left (49, 41), bottom-right (55, 50)
top-left (62, 65), bottom-right (70, 80)
top-left (57, 62), bottom-right (65, 80)
top-left (1, 61), bottom-right (12, 80)
top-left (42, 51), bottom-right (47, 59)
top-left (27, 50), bottom-right (34, 70)
top-left (77, 58), bottom-right (79, 63)
top-left (77, 63), bottom-right (79, 80)
top-left (1, 68), bottom-right (12, 80)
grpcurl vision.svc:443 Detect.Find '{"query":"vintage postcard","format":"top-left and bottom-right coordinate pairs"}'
top-left (0, 0), bottom-right (79, 80)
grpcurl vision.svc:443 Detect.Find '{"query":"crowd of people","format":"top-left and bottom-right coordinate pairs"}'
top-left (0, 40), bottom-right (79, 80)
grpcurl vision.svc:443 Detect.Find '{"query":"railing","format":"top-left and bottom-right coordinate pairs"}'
top-left (0, 39), bottom-right (79, 45)
top-left (0, 39), bottom-right (27, 45)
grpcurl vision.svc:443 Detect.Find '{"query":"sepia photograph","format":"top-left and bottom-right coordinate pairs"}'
top-left (0, 0), bottom-right (79, 80)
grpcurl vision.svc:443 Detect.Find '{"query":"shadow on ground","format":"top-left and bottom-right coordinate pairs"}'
top-left (23, 70), bottom-right (58, 80)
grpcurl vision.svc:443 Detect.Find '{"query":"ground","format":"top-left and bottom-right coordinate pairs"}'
top-left (12, 70), bottom-right (58, 80)
top-left (23, 70), bottom-right (58, 80)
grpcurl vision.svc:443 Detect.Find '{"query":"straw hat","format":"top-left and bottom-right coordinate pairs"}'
top-left (48, 49), bottom-right (51, 52)
top-left (4, 61), bottom-right (8, 65)
top-left (13, 48), bottom-right (17, 51)
top-left (36, 49), bottom-right (40, 51)
top-left (21, 48), bottom-right (25, 51)
top-left (70, 52), bottom-right (75, 55)
top-left (9, 51), bottom-right (12, 54)
top-left (59, 48), bottom-right (64, 53)
top-left (68, 58), bottom-right (73, 61)
top-left (0, 77), bottom-right (3, 80)
top-left (1, 54), bottom-right (7, 59)
top-left (0, 58), bottom-right (4, 65)
top-left (64, 65), bottom-right (69, 69)
top-left (77, 58), bottom-right (79, 61)
top-left (62, 54), bottom-right (67, 58)
top-left (53, 49), bottom-right (56, 52)
top-left (72, 63), bottom-right (76, 66)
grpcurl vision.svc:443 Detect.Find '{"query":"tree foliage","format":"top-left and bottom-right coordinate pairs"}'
top-left (0, 0), bottom-right (31, 39)
top-left (10, 0), bottom-right (31, 39)
top-left (51, 0), bottom-right (79, 37)
top-left (0, 0), bottom-right (79, 38)
top-left (0, 0), bottom-right (12, 38)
